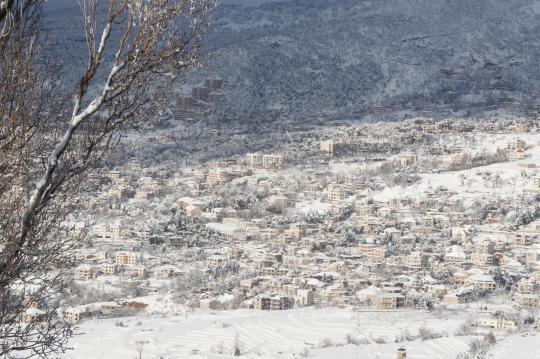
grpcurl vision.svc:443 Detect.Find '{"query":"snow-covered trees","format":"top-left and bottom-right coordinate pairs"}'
top-left (0, 0), bottom-right (215, 357)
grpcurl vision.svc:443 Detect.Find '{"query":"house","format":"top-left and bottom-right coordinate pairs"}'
top-left (475, 241), bottom-right (495, 254)
top-left (320, 140), bottom-right (341, 155)
top-left (517, 279), bottom-right (536, 294)
top-left (20, 308), bottom-right (47, 324)
top-left (132, 265), bottom-right (147, 278)
top-left (74, 265), bottom-right (94, 281)
top-left (206, 222), bottom-right (247, 240)
top-left (514, 232), bottom-right (534, 246)
top-left (207, 169), bottom-right (237, 187)
top-left (324, 185), bottom-right (351, 201)
top-left (63, 306), bottom-right (100, 324)
top-left (296, 289), bottom-right (315, 307)
top-left (514, 293), bottom-right (540, 308)
top-left (530, 177), bottom-right (540, 192)
top-left (254, 295), bottom-right (294, 310)
top-left (360, 245), bottom-right (388, 262)
top-left (155, 265), bottom-right (177, 278)
top-left (405, 251), bottom-right (429, 269)
top-left (399, 154), bottom-right (417, 166)
top-left (468, 274), bottom-right (496, 292)
top-left (356, 286), bottom-right (383, 303)
top-left (115, 251), bottom-right (139, 265)
top-left (479, 318), bottom-right (517, 330)
top-left (472, 252), bottom-right (496, 266)
top-left (445, 245), bottom-right (467, 265)
top-left (207, 255), bottom-right (226, 268)
top-left (100, 263), bottom-right (119, 275)
top-left (374, 293), bottom-right (406, 310)
top-left (93, 223), bottom-right (121, 240)
top-left (246, 153), bottom-right (284, 169)
top-left (240, 278), bottom-right (260, 291)
top-left (453, 271), bottom-right (469, 285)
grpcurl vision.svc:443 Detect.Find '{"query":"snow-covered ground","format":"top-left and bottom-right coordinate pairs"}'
top-left (64, 307), bottom-right (477, 358)
top-left (376, 132), bottom-right (540, 205)
top-left (489, 333), bottom-right (540, 359)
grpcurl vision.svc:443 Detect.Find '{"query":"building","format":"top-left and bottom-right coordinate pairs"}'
top-left (475, 241), bottom-right (495, 254)
top-left (192, 86), bottom-right (209, 101)
top-left (445, 245), bottom-right (467, 265)
top-left (320, 140), bottom-right (344, 155)
top-left (517, 279), bottom-right (536, 294)
top-left (207, 255), bottom-right (226, 268)
top-left (204, 79), bottom-right (224, 92)
top-left (530, 177), bottom-right (540, 191)
top-left (93, 223), bottom-right (121, 239)
top-left (399, 154), bottom-right (417, 166)
top-left (254, 295), bottom-right (294, 310)
top-left (206, 222), bottom-right (247, 240)
top-left (468, 274), bottom-right (496, 292)
top-left (360, 245), bottom-right (388, 262)
top-left (207, 169), bottom-right (236, 187)
top-left (74, 266), bottom-right (94, 281)
top-left (479, 318), bottom-right (517, 330)
top-left (20, 308), bottom-right (47, 324)
top-left (374, 293), bottom-right (406, 310)
top-left (514, 293), bottom-right (540, 308)
top-left (100, 263), bottom-right (119, 275)
top-left (405, 251), bottom-right (429, 269)
top-left (472, 252), bottom-right (496, 266)
top-left (115, 251), bottom-right (139, 266)
top-left (324, 185), bottom-right (351, 201)
top-left (132, 265), bottom-right (147, 278)
top-left (246, 153), bottom-right (284, 169)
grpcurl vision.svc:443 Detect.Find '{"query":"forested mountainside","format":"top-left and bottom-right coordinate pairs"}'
top-left (47, 0), bottom-right (540, 121)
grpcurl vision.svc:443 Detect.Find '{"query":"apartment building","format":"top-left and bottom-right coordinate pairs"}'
top-left (246, 153), bottom-right (284, 169)
top-left (374, 293), bottom-right (406, 310)
top-left (74, 266), bottom-right (94, 281)
top-left (115, 251), bottom-right (139, 266)
top-left (254, 295), bottom-right (294, 310)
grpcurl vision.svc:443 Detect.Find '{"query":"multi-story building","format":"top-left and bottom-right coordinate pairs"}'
top-left (324, 185), bottom-right (350, 201)
top-left (374, 293), bottom-right (406, 310)
top-left (254, 295), bottom-right (294, 310)
top-left (115, 252), bottom-right (139, 266)
top-left (320, 140), bottom-right (339, 155)
top-left (74, 266), bottom-right (94, 281)
top-left (100, 263), bottom-right (119, 275)
top-left (93, 223), bottom-right (121, 240)
top-left (360, 245), bottom-right (388, 262)
top-left (246, 153), bottom-right (284, 169)
top-left (472, 252), bottom-right (496, 266)
top-left (514, 293), bottom-right (540, 308)
top-left (405, 251), bottom-right (429, 269)
top-left (468, 274), bottom-right (497, 292)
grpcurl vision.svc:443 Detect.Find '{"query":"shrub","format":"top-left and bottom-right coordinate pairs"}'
top-left (318, 337), bottom-right (333, 348)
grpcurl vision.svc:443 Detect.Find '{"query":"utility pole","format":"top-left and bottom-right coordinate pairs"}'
top-left (135, 340), bottom-right (149, 359)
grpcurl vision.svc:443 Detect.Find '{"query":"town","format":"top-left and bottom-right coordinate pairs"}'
top-left (33, 113), bottom-right (540, 358)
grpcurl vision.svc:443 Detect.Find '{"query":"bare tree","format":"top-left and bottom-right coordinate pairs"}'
top-left (0, 0), bottom-right (216, 357)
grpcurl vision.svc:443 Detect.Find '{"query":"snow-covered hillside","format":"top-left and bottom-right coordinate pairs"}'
top-left (64, 307), bottom-right (476, 359)
top-left (206, 0), bottom-right (540, 121)
top-left (44, 0), bottom-right (540, 122)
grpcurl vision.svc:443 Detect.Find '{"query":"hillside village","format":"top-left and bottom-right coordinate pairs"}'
top-left (21, 114), bottom-right (539, 357)
top-left (8, 1), bottom-right (540, 359)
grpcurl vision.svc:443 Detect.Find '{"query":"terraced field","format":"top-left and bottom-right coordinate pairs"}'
top-left (65, 308), bottom-right (475, 358)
